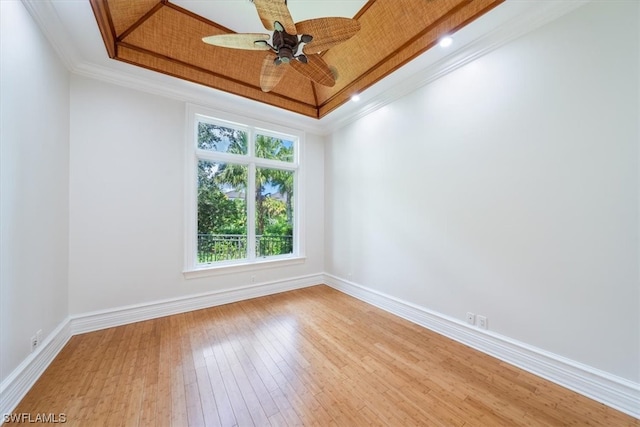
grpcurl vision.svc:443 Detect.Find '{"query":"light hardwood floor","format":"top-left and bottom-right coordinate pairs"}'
top-left (8, 285), bottom-right (639, 426)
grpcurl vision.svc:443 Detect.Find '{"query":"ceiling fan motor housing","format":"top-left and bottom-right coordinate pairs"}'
top-left (272, 29), bottom-right (299, 63)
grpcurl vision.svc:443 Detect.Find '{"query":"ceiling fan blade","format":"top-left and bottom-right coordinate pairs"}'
top-left (260, 53), bottom-right (287, 92)
top-left (298, 17), bottom-right (361, 54)
top-left (290, 54), bottom-right (335, 87)
top-left (252, 0), bottom-right (297, 34)
top-left (202, 33), bottom-right (271, 50)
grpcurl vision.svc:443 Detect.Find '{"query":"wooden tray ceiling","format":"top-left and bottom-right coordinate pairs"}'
top-left (90, 0), bottom-right (504, 119)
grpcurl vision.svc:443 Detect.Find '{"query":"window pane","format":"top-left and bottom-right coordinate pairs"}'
top-left (255, 134), bottom-right (294, 163)
top-left (255, 168), bottom-right (294, 257)
top-left (198, 122), bottom-right (248, 155)
top-left (197, 160), bottom-right (247, 263)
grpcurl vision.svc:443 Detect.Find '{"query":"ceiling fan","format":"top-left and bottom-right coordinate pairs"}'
top-left (202, 0), bottom-right (361, 92)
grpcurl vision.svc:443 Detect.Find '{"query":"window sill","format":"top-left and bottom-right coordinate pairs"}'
top-left (183, 256), bottom-right (306, 279)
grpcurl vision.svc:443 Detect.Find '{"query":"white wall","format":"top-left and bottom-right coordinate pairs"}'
top-left (325, 1), bottom-right (639, 382)
top-left (0, 1), bottom-right (70, 382)
top-left (2, 0), bottom-right (636, 405)
top-left (68, 75), bottom-right (325, 314)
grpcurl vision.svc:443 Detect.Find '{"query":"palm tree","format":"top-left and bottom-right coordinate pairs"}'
top-left (254, 135), bottom-right (295, 234)
top-left (199, 126), bottom-right (295, 257)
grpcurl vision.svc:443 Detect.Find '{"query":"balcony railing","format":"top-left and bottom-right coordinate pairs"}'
top-left (197, 234), bottom-right (293, 263)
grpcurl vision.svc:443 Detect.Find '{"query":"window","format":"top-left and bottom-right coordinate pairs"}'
top-left (184, 106), bottom-right (304, 275)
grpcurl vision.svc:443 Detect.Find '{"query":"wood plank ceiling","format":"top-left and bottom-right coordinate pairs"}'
top-left (90, 0), bottom-right (504, 119)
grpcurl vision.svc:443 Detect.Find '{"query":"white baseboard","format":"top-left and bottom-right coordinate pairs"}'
top-left (3, 273), bottom-right (637, 419)
top-left (70, 273), bottom-right (322, 335)
top-left (0, 319), bottom-right (72, 418)
top-left (0, 274), bottom-right (321, 416)
top-left (323, 273), bottom-right (640, 419)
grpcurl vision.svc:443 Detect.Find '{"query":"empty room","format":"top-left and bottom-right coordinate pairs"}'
top-left (1, 0), bottom-right (638, 425)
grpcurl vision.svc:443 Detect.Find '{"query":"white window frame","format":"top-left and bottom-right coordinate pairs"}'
top-left (183, 104), bottom-right (305, 278)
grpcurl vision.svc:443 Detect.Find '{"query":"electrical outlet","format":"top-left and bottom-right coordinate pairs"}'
top-left (250, 275), bottom-right (256, 283)
top-left (478, 315), bottom-right (488, 330)
top-left (30, 329), bottom-right (43, 352)
top-left (466, 312), bottom-right (476, 325)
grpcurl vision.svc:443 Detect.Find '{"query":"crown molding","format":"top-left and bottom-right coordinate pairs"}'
top-left (22, 0), bottom-right (591, 135)
top-left (322, 0), bottom-right (592, 132)
top-left (21, 0), bottom-right (80, 70)
top-left (71, 60), bottom-right (328, 135)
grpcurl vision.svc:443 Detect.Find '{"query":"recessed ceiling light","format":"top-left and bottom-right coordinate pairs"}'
top-left (439, 36), bottom-right (453, 48)
top-left (351, 95), bottom-right (360, 102)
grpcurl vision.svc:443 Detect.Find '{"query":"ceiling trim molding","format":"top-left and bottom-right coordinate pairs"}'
top-left (116, 40), bottom-right (316, 109)
top-left (316, 0), bottom-right (502, 119)
top-left (89, 0), bottom-right (504, 119)
top-left (321, 0), bottom-right (592, 133)
top-left (71, 60), bottom-right (327, 135)
top-left (21, 0), bottom-right (591, 136)
top-left (21, 0), bottom-right (81, 71)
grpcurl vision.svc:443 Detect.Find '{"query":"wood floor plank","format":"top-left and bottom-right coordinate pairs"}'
top-left (207, 307), bottom-right (253, 426)
top-left (227, 324), bottom-right (281, 418)
top-left (267, 386), bottom-right (304, 426)
top-left (169, 316), bottom-right (189, 427)
top-left (151, 317), bottom-right (171, 427)
top-left (7, 285), bottom-right (639, 426)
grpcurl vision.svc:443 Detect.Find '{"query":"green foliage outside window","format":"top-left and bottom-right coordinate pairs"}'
top-left (197, 123), bottom-right (294, 263)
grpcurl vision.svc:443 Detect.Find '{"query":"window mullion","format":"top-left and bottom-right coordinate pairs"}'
top-left (254, 158), bottom-right (298, 170)
top-left (196, 149), bottom-right (249, 165)
top-left (246, 132), bottom-right (256, 262)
